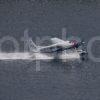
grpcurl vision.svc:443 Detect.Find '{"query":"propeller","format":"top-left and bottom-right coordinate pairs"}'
top-left (67, 37), bottom-right (88, 61)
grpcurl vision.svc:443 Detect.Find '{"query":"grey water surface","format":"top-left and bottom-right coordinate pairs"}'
top-left (0, 0), bottom-right (100, 100)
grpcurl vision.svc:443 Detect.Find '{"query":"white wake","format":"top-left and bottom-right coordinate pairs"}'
top-left (0, 52), bottom-right (54, 60)
top-left (0, 51), bottom-right (81, 61)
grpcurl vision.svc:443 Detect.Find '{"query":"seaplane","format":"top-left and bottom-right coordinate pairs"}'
top-left (28, 37), bottom-right (88, 61)
top-left (0, 37), bottom-right (88, 61)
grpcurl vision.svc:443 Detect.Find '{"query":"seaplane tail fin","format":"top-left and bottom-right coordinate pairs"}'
top-left (28, 38), bottom-right (39, 52)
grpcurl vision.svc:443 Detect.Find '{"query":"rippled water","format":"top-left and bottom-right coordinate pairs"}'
top-left (0, 0), bottom-right (100, 100)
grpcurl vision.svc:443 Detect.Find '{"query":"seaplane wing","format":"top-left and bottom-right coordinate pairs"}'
top-left (40, 44), bottom-right (62, 52)
top-left (51, 38), bottom-right (66, 44)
